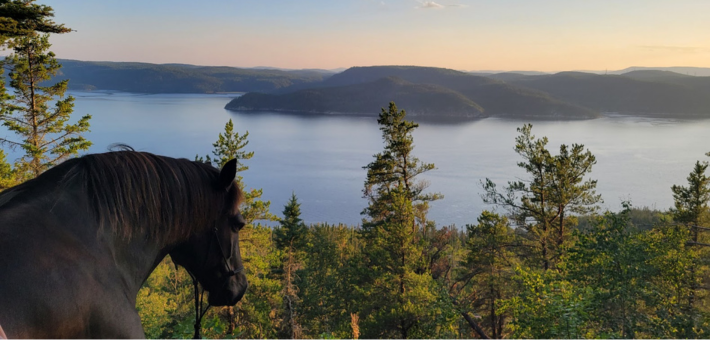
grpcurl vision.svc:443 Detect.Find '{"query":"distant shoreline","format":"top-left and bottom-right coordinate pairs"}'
top-left (64, 90), bottom-right (710, 122)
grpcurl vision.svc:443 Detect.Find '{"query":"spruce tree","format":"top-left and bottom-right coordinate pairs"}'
top-left (193, 118), bottom-right (278, 336)
top-left (670, 160), bottom-right (710, 312)
top-left (197, 119), bottom-right (275, 224)
top-left (275, 193), bottom-right (307, 338)
top-left (200, 119), bottom-right (253, 171)
top-left (275, 192), bottom-right (307, 249)
top-left (671, 160), bottom-right (710, 237)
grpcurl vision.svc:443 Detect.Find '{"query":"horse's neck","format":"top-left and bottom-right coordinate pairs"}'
top-left (103, 232), bottom-right (170, 299)
top-left (18, 185), bottom-right (172, 299)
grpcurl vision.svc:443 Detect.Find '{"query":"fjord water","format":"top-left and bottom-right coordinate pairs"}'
top-left (5, 91), bottom-right (708, 227)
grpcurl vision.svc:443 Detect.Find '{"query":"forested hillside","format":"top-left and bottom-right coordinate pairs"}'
top-left (135, 102), bottom-right (710, 339)
top-left (228, 66), bottom-right (599, 119)
top-left (47, 60), bottom-right (710, 119)
top-left (54, 59), bottom-right (332, 93)
top-left (227, 76), bottom-right (486, 118)
top-left (227, 65), bottom-right (710, 119)
top-left (506, 71), bottom-right (710, 115)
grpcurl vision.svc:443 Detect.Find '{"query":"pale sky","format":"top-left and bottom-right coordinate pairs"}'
top-left (36, 0), bottom-right (710, 72)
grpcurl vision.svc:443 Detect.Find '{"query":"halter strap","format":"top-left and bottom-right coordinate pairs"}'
top-left (189, 224), bottom-right (244, 339)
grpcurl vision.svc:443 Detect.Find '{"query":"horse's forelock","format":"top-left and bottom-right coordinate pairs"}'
top-left (227, 181), bottom-right (245, 215)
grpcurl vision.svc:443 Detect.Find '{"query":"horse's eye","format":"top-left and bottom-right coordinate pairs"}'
top-left (231, 215), bottom-right (246, 231)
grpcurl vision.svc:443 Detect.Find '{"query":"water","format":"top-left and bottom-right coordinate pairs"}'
top-left (2, 91), bottom-right (708, 227)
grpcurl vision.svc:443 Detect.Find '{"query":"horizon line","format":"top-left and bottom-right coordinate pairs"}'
top-left (48, 58), bottom-right (710, 75)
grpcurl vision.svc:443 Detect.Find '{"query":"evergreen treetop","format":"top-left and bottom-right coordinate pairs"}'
top-left (0, 33), bottom-right (91, 178)
top-left (671, 160), bottom-right (710, 228)
top-left (275, 192), bottom-right (307, 250)
top-left (0, 0), bottom-right (70, 44)
top-left (210, 119), bottom-right (253, 171)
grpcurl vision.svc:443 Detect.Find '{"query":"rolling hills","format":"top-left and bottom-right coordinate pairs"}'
top-left (54, 59), bottom-right (332, 93)
top-left (504, 71), bottom-right (710, 116)
top-left (228, 66), bottom-right (600, 119)
top-left (40, 60), bottom-right (710, 120)
top-left (226, 76), bottom-right (486, 118)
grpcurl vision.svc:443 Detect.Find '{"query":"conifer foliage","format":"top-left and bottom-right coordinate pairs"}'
top-left (199, 119), bottom-right (254, 171)
top-left (275, 193), bottom-right (307, 249)
top-left (481, 124), bottom-right (600, 270)
top-left (0, 149), bottom-right (14, 191)
top-left (274, 193), bottom-right (307, 338)
top-left (359, 102), bottom-right (446, 338)
top-left (0, 0), bottom-right (70, 42)
top-left (0, 0), bottom-right (87, 184)
top-left (0, 33), bottom-right (91, 178)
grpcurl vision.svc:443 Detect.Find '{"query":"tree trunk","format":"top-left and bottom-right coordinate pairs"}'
top-left (462, 311), bottom-right (491, 339)
top-left (227, 306), bottom-right (235, 334)
top-left (489, 285), bottom-right (498, 339)
top-left (451, 297), bottom-right (490, 339)
top-left (27, 43), bottom-right (40, 177)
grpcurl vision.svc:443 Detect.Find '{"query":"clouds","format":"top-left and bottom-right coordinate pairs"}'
top-left (417, 1), bottom-right (444, 9)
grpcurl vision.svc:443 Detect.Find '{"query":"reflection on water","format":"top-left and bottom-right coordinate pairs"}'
top-left (2, 91), bottom-right (708, 227)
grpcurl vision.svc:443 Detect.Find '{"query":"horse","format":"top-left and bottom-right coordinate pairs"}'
top-left (0, 151), bottom-right (249, 338)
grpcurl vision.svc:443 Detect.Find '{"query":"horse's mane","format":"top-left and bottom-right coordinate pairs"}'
top-left (2, 151), bottom-right (243, 242)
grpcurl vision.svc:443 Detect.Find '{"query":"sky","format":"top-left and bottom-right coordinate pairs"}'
top-left (34, 0), bottom-right (710, 72)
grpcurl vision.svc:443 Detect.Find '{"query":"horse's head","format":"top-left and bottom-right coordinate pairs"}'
top-left (169, 159), bottom-right (248, 306)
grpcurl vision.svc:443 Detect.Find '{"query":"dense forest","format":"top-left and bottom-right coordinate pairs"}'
top-left (133, 103), bottom-right (710, 339)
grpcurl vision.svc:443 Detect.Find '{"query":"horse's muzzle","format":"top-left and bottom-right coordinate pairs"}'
top-left (208, 272), bottom-right (248, 306)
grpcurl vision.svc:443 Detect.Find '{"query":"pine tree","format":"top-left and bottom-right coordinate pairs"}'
top-left (482, 124), bottom-right (600, 270)
top-left (359, 102), bottom-right (443, 338)
top-left (363, 102), bottom-right (442, 227)
top-left (0, 0), bottom-right (70, 43)
top-left (0, 33), bottom-right (91, 178)
top-left (0, 0), bottom-right (76, 184)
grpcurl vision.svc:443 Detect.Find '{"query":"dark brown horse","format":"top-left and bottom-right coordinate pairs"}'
top-left (0, 151), bottom-right (248, 338)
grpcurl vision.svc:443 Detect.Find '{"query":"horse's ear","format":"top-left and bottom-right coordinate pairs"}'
top-left (218, 159), bottom-right (238, 190)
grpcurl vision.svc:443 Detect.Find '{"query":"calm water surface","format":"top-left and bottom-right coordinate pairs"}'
top-left (3, 91), bottom-right (708, 227)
